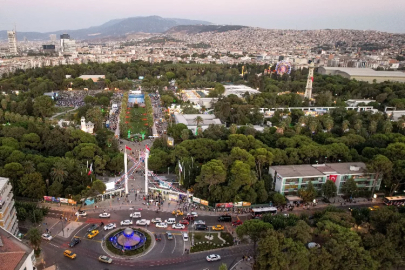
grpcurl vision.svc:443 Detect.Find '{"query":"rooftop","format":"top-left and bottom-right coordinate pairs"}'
top-left (174, 113), bottom-right (222, 126)
top-left (271, 162), bottom-right (367, 178)
top-left (320, 67), bottom-right (405, 78)
top-left (0, 227), bottom-right (33, 270)
top-left (0, 177), bottom-right (9, 191)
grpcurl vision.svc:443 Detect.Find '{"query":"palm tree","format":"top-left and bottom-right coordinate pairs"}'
top-left (50, 161), bottom-right (68, 183)
top-left (194, 116), bottom-right (204, 127)
top-left (28, 227), bottom-right (42, 251)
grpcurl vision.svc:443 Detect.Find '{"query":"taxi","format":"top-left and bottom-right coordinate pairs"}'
top-left (63, 250), bottom-right (77, 259)
top-left (172, 209), bottom-right (184, 216)
top-left (212, 225), bottom-right (224, 231)
top-left (87, 230), bottom-right (99, 239)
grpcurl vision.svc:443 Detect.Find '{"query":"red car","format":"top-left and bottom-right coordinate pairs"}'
top-left (179, 220), bottom-right (189, 225)
top-left (184, 216), bottom-right (194, 221)
top-left (232, 220), bottom-right (243, 227)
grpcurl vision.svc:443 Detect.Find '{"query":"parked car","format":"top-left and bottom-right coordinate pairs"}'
top-left (120, 220), bottom-right (133, 226)
top-left (99, 212), bottom-right (110, 218)
top-left (172, 223), bottom-right (185, 229)
top-left (103, 223), bottom-right (116, 231)
top-left (41, 233), bottom-right (52, 241)
top-left (136, 219), bottom-right (151, 226)
top-left (156, 222), bottom-right (168, 228)
top-left (98, 255), bottom-right (113, 263)
top-left (69, 237), bottom-right (81, 248)
top-left (130, 212), bottom-right (141, 218)
top-left (63, 250), bottom-right (77, 259)
top-left (206, 254), bottom-right (221, 262)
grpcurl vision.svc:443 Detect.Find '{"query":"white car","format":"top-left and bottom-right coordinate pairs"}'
top-left (151, 218), bottom-right (162, 224)
top-left (191, 212), bottom-right (198, 217)
top-left (165, 218), bottom-right (176, 224)
top-left (206, 254), bottom-right (221, 262)
top-left (194, 220), bottom-right (206, 225)
top-left (172, 223), bottom-right (185, 229)
top-left (129, 212), bottom-right (141, 218)
top-left (120, 220), bottom-right (133, 226)
top-left (75, 211), bottom-right (87, 216)
top-left (41, 233), bottom-right (52, 241)
top-left (104, 223), bottom-right (116, 230)
top-left (156, 222), bottom-right (168, 228)
top-left (136, 219), bottom-right (151, 226)
top-left (99, 212), bottom-right (110, 218)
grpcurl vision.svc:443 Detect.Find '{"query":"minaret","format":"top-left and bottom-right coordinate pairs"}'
top-left (81, 117), bottom-right (86, 131)
top-left (124, 147), bottom-right (128, 195)
top-left (304, 61), bottom-right (315, 100)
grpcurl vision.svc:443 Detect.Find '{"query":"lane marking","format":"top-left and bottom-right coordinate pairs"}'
top-left (160, 237), bottom-right (166, 253)
top-left (172, 234), bottom-right (177, 254)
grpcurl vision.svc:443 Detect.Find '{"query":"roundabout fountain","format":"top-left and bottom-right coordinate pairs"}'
top-left (108, 227), bottom-right (148, 252)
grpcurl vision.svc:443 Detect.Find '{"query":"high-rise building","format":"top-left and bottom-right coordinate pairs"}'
top-left (0, 178), bottom-right (18, 235)
top-left (50, 34), bottom-right (57, 41)
top-left (7, 30), bottom-right (18, 55)
top-left (60, 33), bottom-right (76, 54)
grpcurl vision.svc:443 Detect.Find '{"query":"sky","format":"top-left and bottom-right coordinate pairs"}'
top-left (1, 0), bottom-right (405, 33)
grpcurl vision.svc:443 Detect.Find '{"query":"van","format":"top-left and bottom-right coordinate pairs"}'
top-left (217, 215), bottom-right (232, 222)
top-left (182, 233), bottom-right (189, 242)
top-left (166, 218), bottom-right (176, 224)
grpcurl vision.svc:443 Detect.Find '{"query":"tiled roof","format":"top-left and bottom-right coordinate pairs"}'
top-left (0, 228), bottom-right (32, 270)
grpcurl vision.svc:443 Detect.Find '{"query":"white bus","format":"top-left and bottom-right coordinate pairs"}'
top-left (251, 207), bottom-right (278, 217)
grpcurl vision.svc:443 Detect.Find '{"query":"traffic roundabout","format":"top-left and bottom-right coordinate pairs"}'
top-left (104, 227), bottom-right (153, 257)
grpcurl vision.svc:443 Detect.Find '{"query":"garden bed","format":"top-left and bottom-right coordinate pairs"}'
top-left (190, 232), bottom-right (233, 253)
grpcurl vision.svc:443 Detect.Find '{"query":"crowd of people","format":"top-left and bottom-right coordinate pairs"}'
top-left (55, 90), bottom-right (93, 107)
top-left (108, 107), bottom-right (120, 131)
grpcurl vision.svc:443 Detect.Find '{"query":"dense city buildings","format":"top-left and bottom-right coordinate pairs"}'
top-left (0, 178), bottom-right (18, 235)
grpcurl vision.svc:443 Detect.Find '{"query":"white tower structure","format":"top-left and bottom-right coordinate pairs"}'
top-left (7, 30), bottom-right (18, 55)
top-left (80, 117), bottom-right (86, 131)
top-left (124, 148), bottom-right (128, 195)
top-left (145, 150), bottom-right (149, 195)
top-left (304, 61), bottom-right (315, 100)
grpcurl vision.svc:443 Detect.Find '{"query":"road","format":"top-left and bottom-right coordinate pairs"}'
top-left (40, 207), bottom-right (249, 270)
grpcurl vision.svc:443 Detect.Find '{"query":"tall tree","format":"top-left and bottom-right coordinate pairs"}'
top-left (321, 180), bottom-right (337, 200)
top-left (28, 227), bottom-right (42, 251)
top-left (367, 155), bottom-right (393, 198)
top-left (341, 177), bottom-right (358, 198)
top-left (196, 159), bottom-right (226, 192)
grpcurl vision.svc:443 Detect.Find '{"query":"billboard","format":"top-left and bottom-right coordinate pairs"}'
top-left (192, 197), bottom-right (201, 204)
top-left (44, 196), bottom-right (76, 204)
top-left (200, 199), bottom-right (209, 206)
top-left (168, 194), bottom-right (178, 201)
top-left (215, 203), bottom-right (234, 208)
top-left (60, 198), bottom-right (68, 203)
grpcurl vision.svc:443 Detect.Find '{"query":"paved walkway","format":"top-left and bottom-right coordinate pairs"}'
top-left (231, 259), bottom-right (253, 270)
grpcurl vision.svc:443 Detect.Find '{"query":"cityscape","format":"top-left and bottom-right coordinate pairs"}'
top-left (1, 2), bottom-right (405, 270)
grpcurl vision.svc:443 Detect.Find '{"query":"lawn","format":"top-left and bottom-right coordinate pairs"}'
top-left (125, 107), bottom-right (150, 138)
top-left (191, 232), bottom-right (234, 253)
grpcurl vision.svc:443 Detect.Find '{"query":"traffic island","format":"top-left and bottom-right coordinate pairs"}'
top-left (190, 232), bottom-right (234, 253)
top-left (104, 227), bottom-right (152, 257)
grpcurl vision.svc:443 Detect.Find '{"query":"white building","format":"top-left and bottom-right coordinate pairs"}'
top-left (60, 34), bottom-right (76, 54)
top-left (345, 99), bottom-right (376, 107)
top-left (0, 178), bottom-right (18, 235)
top-left (0, 227), bottom-right (35, 270)
top-left (7, 30), bottom-right (17, 55)
top-left (81, 117), bottom-right (94, 134)
top-left (173, 113), bottom-right (223, 134)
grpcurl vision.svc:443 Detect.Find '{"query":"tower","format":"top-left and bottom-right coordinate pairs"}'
top-left (81, 117), bottom-right (86, 131)
top-left (7, 30), bottom-right (17, 55)
top-left (304, 61), bottom-right (315, 100)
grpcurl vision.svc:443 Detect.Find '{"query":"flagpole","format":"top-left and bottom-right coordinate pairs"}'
top-left (124, 145), bottom-right (128, 195)
top-left (145, 146), bottom-right (149, 195)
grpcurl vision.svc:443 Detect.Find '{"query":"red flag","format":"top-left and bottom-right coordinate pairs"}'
top-left (88, 163), bottom-right (93, 175)
top-left (311, 77), bottom-right (314, 82)
top-left (329, 175), bottom-right (337, 183)
top-left (145, 145), bottom-right (150, 151)
top-left (125, 145), bottom-right (132, 151)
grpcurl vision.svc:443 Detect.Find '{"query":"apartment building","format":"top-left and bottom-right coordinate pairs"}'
top-left (269, 162), bottom-right (381, 196)
top-left (0, 178), bottom-right (18, 235)
top-left (0, 227), bottom-right (35, 270)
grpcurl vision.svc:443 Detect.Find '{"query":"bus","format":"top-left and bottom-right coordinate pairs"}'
top-left (383, 196), bottom-right (405, 206)
top-left (251, 207), bottom-right (278, 218)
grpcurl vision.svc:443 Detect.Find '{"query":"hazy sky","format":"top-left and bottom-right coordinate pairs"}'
top-left (1, 0), bottom-right (405, 33)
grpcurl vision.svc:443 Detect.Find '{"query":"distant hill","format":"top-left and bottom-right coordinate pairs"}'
top-left (0, 16), bottom-right (212, 41)
top-left (165, 25), bottom-right (247, 34)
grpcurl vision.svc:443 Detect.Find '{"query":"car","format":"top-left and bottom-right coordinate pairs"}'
top-left (206, 254), bottom-right (221, 262)
top-left (87, 230), bottom-right (99, 239)
top-left (136, 219), bottom-right (151, 226)
top-left (195, 224), bottom-right (208, 230)
top-left (166, 232), bottom-right (173, 240)
top-left (165, 218), bottom-right (176, 224)
top-left (130, 212), bottom-right (141, 218)
top-left (98, 255), bottom-right (113, 263)
top-left (194, 220), bottom-right (206, 225)
top-left (120, 220), bottom-right (133, 226)
top-left (172, 223), bottom-right (185, 229)
top-left (151, 218), bottom-right (162, 224)
top-left (41, 233), bottom-right (52, 241)
top-left (99, 212), bottom-right (110, 218)
top-left (75, 210), bottom-right (87, 216)
top-left (87, 224), bottom-right (99, 232)
top-left (104, 223), bottom-right (116, 231)
top-left (154, 233), bottom-right (162, 241)
top-left (68, 237), bottom-right (81, 248)
top-left (368, 206), bottom-right (380, 211)
top-left (232, 220), bottom-right (243, 227)
top-left (63, 250), bottom-right (77, 259)
top-left (191, 212), bottom-right (198, 217)
top-left (184, 215), bottom-right (194, 221)
top-left (156, 222), bottom-right (168, 228)
top-left (182, 233), bottom-right (189, 242)
top-left (212, 225), bottom-right (224, 231)
top-left (179, 220), bottom-right (189, 225)
top-left (172, 210), bottom-right (184, 216)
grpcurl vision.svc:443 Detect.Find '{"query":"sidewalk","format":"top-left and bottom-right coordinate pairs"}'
top-left (231, 259), bottom-right (253, 270)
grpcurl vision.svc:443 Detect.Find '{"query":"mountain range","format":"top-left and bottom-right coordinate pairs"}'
top-left (0, 16), bottom-right (212, 41)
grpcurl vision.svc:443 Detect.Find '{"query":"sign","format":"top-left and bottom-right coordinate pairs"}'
top-left (68, 199), bottom-right (77, 205)
top-left (329, 175), bottom-right (338, 183)
top-left (200, 199), bottom-right (209, 206)
top-left (60, 198), bottom-right (68, 203)
top-left (169, 194), bottom-right (178, 202)
top-left (242, 202), bottom-right (251, 207)
top-left (215, 203), bottom-right (234, 208)
top-left (192, 197), bottom-right (201, 204)
top-left (234, 202), bottom-right (243, 207)
top-left (44, 196), bottom-right (52, 202)
top-left (52, 197), bottom-right (60, 203)
top-left (159, 180), bottom-right (170, 189)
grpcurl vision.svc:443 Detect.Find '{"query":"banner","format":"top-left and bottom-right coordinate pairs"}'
top-left (68, 199), bottom-right (77, 205)
top-left (192, 197), bottom-right (201, 204)
top-left (44, 196), bottom-right (52, 202)
top-left (169, 194), bottom-right (178, 202)
top-left (51, 197), bottom-right (60, 203)
top-left (329, 175), bottom-right (338, 183)
top-left (200, 199), bottom-right (209, 206)
top-left (234, 202), bottom-right (243, 207)
top-left (242, 202), bottom-right (251, 207)
top-left (59, 198), bottom-right (68, 203)
top-left (216, 203), bottom-right (234, 208)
